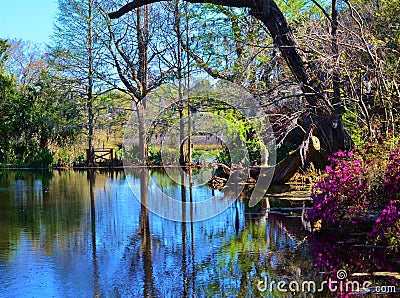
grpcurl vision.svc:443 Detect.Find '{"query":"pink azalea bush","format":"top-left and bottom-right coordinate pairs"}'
top-left (370, 149), bottom-right (400, 246)
top-left (307, 151), bottom-right (370, 224)
top-left (307, 146), bottom-right (400, 247)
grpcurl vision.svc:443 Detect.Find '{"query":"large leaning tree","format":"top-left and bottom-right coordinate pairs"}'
top-left (109, 0), bottom-right (353, 163)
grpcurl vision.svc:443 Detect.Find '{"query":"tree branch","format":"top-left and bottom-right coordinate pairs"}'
top-left (309, 0), bottom-right (331, 22)
top-left (109, 0), bottom-right (250, 19)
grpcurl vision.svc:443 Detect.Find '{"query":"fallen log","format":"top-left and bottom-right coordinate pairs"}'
top-left (209, 125), bottom-right (320, 186)
top-left (272, 125), bottom-right (320, 184)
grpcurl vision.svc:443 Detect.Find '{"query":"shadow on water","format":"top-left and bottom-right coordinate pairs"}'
top-left (0, 168), bottom-right (399, 297)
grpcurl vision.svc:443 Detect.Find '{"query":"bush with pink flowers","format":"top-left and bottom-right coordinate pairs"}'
top-left (307, 151), bottom-right (371, 225)
top-left (370, 149), bottom-right (400, 247)
top-left (307, 145), bottom-right (400, 248)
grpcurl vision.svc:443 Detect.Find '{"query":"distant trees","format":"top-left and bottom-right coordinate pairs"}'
top-left (0, 40), bottom-right (17, 162)
top-left (0, 39), bottom-right (83, 165)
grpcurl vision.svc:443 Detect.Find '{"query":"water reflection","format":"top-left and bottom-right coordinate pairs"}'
top-left (124, 167), bottom-right (233, 222)
top-left (89, 171), bottom-right (99, 296)
top-left (0, 170), bottom-right (399, 297)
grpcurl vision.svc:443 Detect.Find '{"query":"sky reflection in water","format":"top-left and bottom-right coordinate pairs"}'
top-left (0, 170), bottom-right (399, 297)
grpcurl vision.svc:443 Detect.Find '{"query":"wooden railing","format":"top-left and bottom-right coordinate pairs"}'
top-left (86, 148), bottom-right (114, 164)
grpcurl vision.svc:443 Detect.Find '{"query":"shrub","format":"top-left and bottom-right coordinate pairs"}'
top-left (218, 147), bottom-right (231, 165)
top-left (307, 151), bottom-right (371, 225)
top-left (148, 145), bottom-right (161, 163)
top-left (370, 149), bottom-right (400, 246)
top-left (30, 149), bottom-right (54, 168)
top-left (307, 144), bottom-right (400, 248)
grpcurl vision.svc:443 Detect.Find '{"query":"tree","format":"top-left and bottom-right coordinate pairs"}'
top-left (52, 0), bottom-right (104, 165)
top-left (299, 0), bottom-right (400, 144)
top-left (34, 70), bottom-right (84, 151)
top-left (0, 39), bottom-right (83, 165)
top-left (0, 39), bottom-right (17, 162)
top-left (5, 39), bottom-right (47, 86)
top-left (96, 1), bottom-right (174, 164)
top-left (180, 2), bottom-right (322, 157)
top-left (0, 39), bottom-right (8, 67)
top-left (339, 0), bottom-right (400, 141)
top-left (184, 1), bottom-right (316, 91)
top-left (108, 0), bottom-right (352, 163)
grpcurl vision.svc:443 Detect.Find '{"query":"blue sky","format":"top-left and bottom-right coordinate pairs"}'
top-left (0, 0), bottom-right (58, 45)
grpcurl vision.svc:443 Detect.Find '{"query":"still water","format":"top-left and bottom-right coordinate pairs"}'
top-left (0, 170), bottom-right (399, 297)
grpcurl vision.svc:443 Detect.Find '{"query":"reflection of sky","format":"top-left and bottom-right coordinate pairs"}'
top-left (126, 169), bottom-right (233, 221)
top-left (109, 190), bottom-right (245, 297)
top-left (0, 171), bottom-right (311, 297)
top-left (5, 171), bottom-right (395, 297)
top-left (0, 171), bottom-right (247, 297)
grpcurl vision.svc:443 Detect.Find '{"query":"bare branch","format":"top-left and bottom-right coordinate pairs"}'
top-left (108, 0), bottom-right (250, 19)
top-left (309, 0), bottom-right (331, 22)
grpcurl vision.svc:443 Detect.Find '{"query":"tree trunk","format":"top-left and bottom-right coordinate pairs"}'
top-left (137, 6), bottom-right (149, 98)
top-left (174, 1), bottom-right (186, 166)
top-left (87, 0), bottom-right (94, 166)
top-left (137, 101), bottom-right (148, 165)
top-left (272, 126), bottom-right (320, 184)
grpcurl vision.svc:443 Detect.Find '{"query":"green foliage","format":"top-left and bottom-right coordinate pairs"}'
top-left (123, 145), bottom-right (141, 164)
top-left (220, 109), bottom-right (263, 164)
top-left (188, 1), bottom-right (320, 91)
top-left (374, 0), bottom-right (400, 52)
top-left (192, 149), bottom-right (220, 160)
top-left (0, 39), bottom-right (8, 69)
top-left (0, 42), bottom-right (84, 166)
top-left (148, 145), bottom-right (161, 163)
top-left (161, 148), bottom-right (179, 164)
top-left (218, 147), bottom-right (231, 165)
top-left (188, 5), bottom-right (273, 90)
top-left (30, 149), bottom-right (54, 168)
top-left (343, 108), bottom-right (364, 148)
top-left (276, 0), bottom-right (322, 25)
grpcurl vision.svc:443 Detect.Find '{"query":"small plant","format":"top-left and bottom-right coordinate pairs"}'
top-left (218, 147), bottom-right (231, 165)
top-left (148, 144), bottom-right (161, 163)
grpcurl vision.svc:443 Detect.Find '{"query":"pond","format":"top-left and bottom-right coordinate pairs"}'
top-left (0, 169), bottom-right (399, 297)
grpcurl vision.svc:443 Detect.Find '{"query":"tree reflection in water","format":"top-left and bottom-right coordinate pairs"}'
top-left (119, 168), bottom-right (318, 296)
top-left (0, 169), bottom-right (399, 297)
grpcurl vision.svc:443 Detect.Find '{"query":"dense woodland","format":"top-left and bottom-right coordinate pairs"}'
top-left (0, 0), bottom-right (398, 167)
